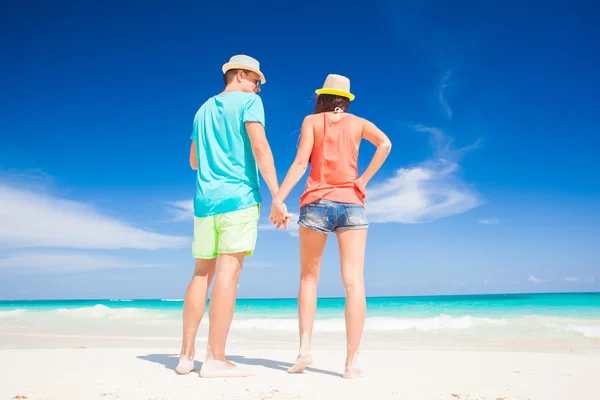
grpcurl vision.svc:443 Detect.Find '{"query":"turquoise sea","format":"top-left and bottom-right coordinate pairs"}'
top-left (2, 292), bottom-right (600, 340)
top-left (2, 292), bottom-right (600, 318)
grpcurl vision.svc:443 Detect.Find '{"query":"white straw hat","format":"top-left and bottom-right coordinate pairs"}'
top-left (315, 74), bottom-right (354, 101)
top-left (222, 54), bottom-right (266, 85)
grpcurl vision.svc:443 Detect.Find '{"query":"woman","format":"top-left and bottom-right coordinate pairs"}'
top-left (270, 74), bottom-right (391, 378)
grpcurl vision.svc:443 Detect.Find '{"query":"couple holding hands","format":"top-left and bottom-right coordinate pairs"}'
top-left (176, 54), bottom-right (391, 379)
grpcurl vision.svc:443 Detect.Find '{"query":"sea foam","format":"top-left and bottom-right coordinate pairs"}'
top-left (231, 314), bottom-right (507, 332)
top-left (0, 309), bottom-right (27, 317)
top-left (3, 304), bottom-right (600, 339)
top-left (53, 304), bottom-right (169, 320)
top-left (564, 324), bottom-right (600, 338)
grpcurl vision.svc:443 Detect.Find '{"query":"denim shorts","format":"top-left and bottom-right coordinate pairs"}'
top-left (298, 199), bottom-right (368, 233)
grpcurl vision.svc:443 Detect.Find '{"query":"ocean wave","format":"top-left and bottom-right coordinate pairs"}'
top-left (53, 304), bottom-right (168, 319)
top-left (365, 315), bottom-right (506, 331)
top-left (160, 299), bottom-right (183, 302)
top-left (564, 324), bottom-right (600, 338)
top-left (232, 314), bottom-right (507, 332)
top-left (4, 305), bottom-right (599, 338)
top-left (0, 309), bottom-right (27, 317)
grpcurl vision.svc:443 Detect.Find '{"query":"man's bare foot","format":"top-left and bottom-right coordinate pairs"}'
top-left (199, 359), bottom-right (252, 378)
top-left (175, 355), bottom-right (195, 375)
top-left (288, 333), bottom-right (313, 374)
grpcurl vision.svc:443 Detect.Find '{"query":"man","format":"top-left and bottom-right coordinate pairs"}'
top-left (176, 54), bottom-right (288, 378)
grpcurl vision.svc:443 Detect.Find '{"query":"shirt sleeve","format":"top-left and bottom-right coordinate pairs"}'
top-left (190, 117), bottom-right (198, 141)
top-left (242, 94), bottom-right (265, 127)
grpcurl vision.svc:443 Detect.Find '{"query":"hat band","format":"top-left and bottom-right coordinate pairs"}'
top-left (315, 88), bottom-right (355, 101)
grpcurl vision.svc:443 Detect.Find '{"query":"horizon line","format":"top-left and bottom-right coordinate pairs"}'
top-left (1, 290), bottom-right (599, 302)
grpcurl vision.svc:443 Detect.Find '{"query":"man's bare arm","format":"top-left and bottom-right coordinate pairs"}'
top-left (245, 122), bottom-right (279, 196)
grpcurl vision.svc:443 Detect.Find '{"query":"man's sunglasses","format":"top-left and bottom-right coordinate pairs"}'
top-left (242, 70), bottom-right (262, 88)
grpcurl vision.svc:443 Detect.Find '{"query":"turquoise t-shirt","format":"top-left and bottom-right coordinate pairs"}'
top-left (190, 91), bottom-right (265, 218)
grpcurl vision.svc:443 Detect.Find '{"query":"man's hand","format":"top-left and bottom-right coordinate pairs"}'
top-left (269, 201), bottom-right (290, 230)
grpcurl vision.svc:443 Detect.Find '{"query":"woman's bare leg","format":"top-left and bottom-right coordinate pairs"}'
top-left (288, 226), bottom-right (328, 373)
top-left (336, 228), bottom-right (367, 378)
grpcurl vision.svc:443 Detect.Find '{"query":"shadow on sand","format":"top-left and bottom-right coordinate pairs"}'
top-left (137, 353), bottom-right (342, 378)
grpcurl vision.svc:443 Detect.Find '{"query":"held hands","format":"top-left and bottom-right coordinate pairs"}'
top-left (269, 199), bottom-right (291, 230)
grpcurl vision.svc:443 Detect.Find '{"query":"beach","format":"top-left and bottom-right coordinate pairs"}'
top-left (2, 294), bottom-right (600, 399)
top-left (3, 347), bottom-right (600, 400)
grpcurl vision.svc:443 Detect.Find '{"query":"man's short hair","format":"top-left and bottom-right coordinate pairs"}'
top-left (223, 69), bottom-right (240, 85)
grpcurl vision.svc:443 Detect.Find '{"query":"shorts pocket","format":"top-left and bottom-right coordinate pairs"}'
top-left (305, 203), bottom-right (328, 219)
top-left (300, 203), bottom-right (330, 229)
top-left (344, 204), bottom-right (368, 226)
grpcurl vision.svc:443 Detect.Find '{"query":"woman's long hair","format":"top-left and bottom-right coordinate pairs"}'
top-left (313, 94), bottom-right (350, 114)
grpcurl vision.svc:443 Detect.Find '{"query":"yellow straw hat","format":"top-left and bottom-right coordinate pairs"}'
top-left (315, 74), bottom-right (355, 101)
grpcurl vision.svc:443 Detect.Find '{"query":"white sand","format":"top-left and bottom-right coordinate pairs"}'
top-left (2, 311), bottom-right (600, 399)
top-left (2, 346), bottom-right (600, 400)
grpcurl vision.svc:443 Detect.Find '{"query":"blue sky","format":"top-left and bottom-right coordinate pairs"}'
top-left (1, 0), bottom-right (599, 300)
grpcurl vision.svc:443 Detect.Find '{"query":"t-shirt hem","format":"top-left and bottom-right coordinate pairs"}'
top-left (193, 200), bottom-right (261, 219)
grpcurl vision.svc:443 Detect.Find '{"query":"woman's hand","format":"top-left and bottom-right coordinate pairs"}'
top-left (269, 200), bottom-right (290, 230)
top-left (354, 177), bottom-right (368, 199)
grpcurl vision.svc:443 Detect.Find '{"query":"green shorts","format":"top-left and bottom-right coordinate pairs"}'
top-left (192, 204), bottom-right (260, 259)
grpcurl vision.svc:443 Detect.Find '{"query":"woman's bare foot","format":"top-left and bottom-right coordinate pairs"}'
top-left (343, 353), bottom-right (366, 379)
top-left (199, 359), bottom-right (251, 378)
top-left (288, 333), bottom-right (313, 374)
top-left (343, 364), bottom-right (366, 379)
top-left (287, 351), bottom-right (313, 373)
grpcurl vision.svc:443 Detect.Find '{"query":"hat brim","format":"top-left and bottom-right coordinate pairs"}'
top-left (222, 62), bottom-right (266, 85)
top-left (315, 88), bottom-right (355, 101)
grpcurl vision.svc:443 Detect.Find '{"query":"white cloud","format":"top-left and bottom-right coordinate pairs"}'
top-left (528, 274), bottom-right (541, 284)
top-left (165, 200), bottom-right (194, 221)
top-left (483, 280), bottom-right (489, 285)
top-left (585, 276), bottom-right (595, 283)
top-left (0, 184), bottom-right (188, 250)
top-left (363, 125), bottom-right (483, 224)
top-left (439, 69), bottom-right (453, 119)
top-left (479, 218), bottom-right (499, 225)
top-left (0, 252), bottom-right (167, 274)
top-left (564, 277), bottom-right (578, 282)
top-left (360, 70), bottom-right (483, 224)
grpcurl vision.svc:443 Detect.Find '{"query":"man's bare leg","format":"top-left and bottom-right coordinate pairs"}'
top-left (199, 252), bottom-right (249, 378)
top-left (288, 226), bottom-right (328, 374)
top-left (337, 228), bottom-right (368, 379)
top-left (175, 258), bottom-right (216, 374)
